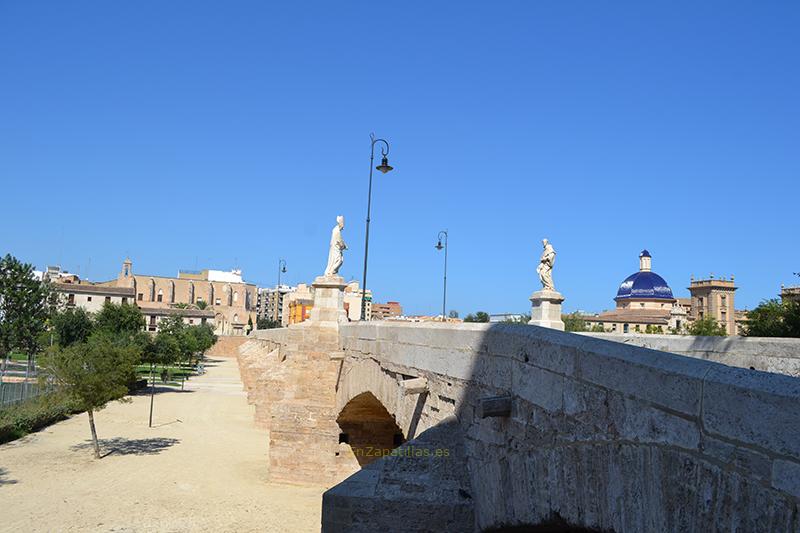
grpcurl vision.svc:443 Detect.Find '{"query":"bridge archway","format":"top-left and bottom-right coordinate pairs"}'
top-left (336, 391), bottom-right (404, 467)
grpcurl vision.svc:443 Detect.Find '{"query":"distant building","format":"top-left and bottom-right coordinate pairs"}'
top-left (583, 250), bottom-right (741, 335)
top-left (688, 275), bottom-right (738, 335)
top-left (781, 285), bottom-right (800, 304)
top-left (258, 285), bottom-right (295, 324)
top-left (584, 250), bottom-right (686, 334)
top-left (97, 258), bottom-right (255, 335)
top-left (372, 301), bottom-right (403, 320)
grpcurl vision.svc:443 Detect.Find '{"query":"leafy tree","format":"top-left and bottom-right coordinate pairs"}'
top-left (589, 323), bottom-right (606, 332)
top-left (562, 312), bottom-right (587, 332)
top-left (38, 335), bottom-right (139, 458)
top-left (464, 311), bottom-right (489, 323)
top-left (645, 324), bottom-right (665, 334)
top-left (0, 254), bottom-right (52, 358)
top-left (688, 316), bottom-right (728, 336)
top-left (257, 317), bottom-right (281, 329)
top-left (744, 299), bottom-right (800, 338)
top-left (195, 300), bottom-right (208, 310)
top-left (95, 302), bottom-right (145, 339)
top-left (247, 315), bottom-right (254, 334)
top-left (188, 323), bottom-right (216, 356)
top-left (51, 308), bottom-right (94, 347)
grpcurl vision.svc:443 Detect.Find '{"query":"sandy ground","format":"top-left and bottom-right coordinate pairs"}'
top-left (0, 357), bottom-right (325, 532)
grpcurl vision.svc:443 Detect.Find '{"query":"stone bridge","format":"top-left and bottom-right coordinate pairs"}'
top-left (236, 315), bottom-right (800, 532)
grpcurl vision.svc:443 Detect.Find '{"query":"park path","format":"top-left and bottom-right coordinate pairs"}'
top-left (0, 356), bottom-right (324, 532)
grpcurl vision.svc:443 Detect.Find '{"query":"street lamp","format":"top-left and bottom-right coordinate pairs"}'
top-left (361, 133), bottom-right (394, 320)
top-left (276, 259), bottom-right (287, 323)
top-left (435, 231), bottom-right (448, 321)
top-left (277, 259), bottom-right (287, 288)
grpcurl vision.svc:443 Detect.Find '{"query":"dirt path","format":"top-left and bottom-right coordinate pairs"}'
top-left (0, 357), bottom-right (324, 532)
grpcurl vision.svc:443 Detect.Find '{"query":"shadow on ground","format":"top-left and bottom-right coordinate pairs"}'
top-left (132, 386), bottom-right (196, 396)
top-left (70, 437), bottom-right (181, 457)
top-left (0, 467), bottom-right (17, 486)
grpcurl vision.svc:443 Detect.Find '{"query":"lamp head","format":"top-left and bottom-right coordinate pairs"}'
top-left (435, 240), bottom-right (443, 250)
top-left (376, 156), bottom-right (393, 174)
top-left (281, 266), bottom-right (287, 273)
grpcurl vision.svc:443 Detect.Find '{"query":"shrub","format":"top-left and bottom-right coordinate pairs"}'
top-left (0, 392), bottom-right (77, 444)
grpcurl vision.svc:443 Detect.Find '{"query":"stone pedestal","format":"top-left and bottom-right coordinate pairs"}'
top-left (529, 289), bottom-right (565, 331)
top-left (308, 275), bottom-right (348, 329)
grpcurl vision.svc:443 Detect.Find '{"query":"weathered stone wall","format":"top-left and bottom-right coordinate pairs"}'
top-left (581, 332), bottom-right (800, 377)
top-left (206, 334), bottom-right (252, 357)
top-left (324, 322), bottom-right (800, 532)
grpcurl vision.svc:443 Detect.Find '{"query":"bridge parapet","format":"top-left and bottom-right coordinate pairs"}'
top-left (325, 321), bottom-right (800, 532)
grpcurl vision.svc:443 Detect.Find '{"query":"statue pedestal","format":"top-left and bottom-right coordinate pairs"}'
top-left (308, 275), bottom-right (348, 329)
top-left (529, 289), bottom-right (565, 331)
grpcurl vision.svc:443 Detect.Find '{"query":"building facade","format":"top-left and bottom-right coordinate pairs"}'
top-left (584, 250), bottom-right (686, 334)
top-left (688, 276), bottom-right (738, 335)
top-left (98, 258), bottom-right (256, 335)
top-left (257, 285), bottom-right (296, 324)
top-left (371, 301), bottom-right (403, 321)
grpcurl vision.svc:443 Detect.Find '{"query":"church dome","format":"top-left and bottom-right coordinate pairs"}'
top-left (614, 250), bottom-right (675, 301)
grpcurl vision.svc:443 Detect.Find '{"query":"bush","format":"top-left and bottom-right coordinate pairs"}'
top-left (0, 392), bottom-right (77, 444)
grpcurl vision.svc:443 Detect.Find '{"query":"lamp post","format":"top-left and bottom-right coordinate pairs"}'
top-left (435, 231), bottom-right (448, 321)
top-left (360, 133), bottom-right (394, 320)
top-left (276, 259), bottom-right (287, 322)
top-left (277, 259), bottom-right (287, 288)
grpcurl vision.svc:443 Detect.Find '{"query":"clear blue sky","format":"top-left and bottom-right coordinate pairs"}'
top-left (2, 1), bottom-right (798, 316)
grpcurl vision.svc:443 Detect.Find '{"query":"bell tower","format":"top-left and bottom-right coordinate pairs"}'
top-left (120, 258), bottom-right (135, 288)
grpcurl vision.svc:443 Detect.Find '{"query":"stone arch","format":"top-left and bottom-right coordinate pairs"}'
top-left (188, 282), bottom-right (195, 304)
top-left (336, 391), bottom-right (405, 468)
top-left (148, 278), bottom-right (156, 301)
top-left (233, 291), bottom-right (239, 303)
top-left (225, 284), bottom-right (232, 306)
top-left (169, 280), bottom-right (175, 303)
top-left (208, 283), bottom-right (214, 304)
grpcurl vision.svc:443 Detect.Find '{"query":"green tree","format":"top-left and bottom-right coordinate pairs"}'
top-left (645, 324), bottom-right (665, 334)
top-left (51, 308), bottom-right (94, 347)
top-left (195, 300), bottom-right (208, 310)
top-left (38, 335), bottom-right (139, 458)
top-left (247, 315), bottom-right (254, 334)
top-left (95, 302), bottom-right (145, 339)
top-left (744, 299), bottom-right (800, 337)
top-left (0, 254), bottom-right (52, 358)
top-left (688, 316), bottom-right (728, 336)
top-left (257, 317), bottom-right (281, 329)
top-left (464, 311), bottom-right (489, 323)
top-left (589, 323), bottom-right (606, 332)
top-left (562, 312), bottom-right (587, 332)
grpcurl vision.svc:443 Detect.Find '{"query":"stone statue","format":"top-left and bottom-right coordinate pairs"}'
top-left (536, 238), bottom-right (556, 291)
top-left (324, 215), bottom-right (347, 276)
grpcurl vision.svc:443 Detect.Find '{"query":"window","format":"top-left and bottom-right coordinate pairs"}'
top-left (215, 298), bottom-right (221, 306)
top-left (105, 296), bottom-right (111, 303)
top-left (122, 297), bottom-right (128, 304)
top-left (157, 289), bottom-right (163, 303)
top-left (623, 323), bottom-right (629, 333)
top-left (189, 319), bottom-right (194, 325)
top-left (138, 293), bottom-right (143, 301)
top-left (87, 296), bottom-right (92, 302)
top-left (67, 293), bottom-right (75, 305)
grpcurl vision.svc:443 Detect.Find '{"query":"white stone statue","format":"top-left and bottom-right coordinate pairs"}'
top-left (324, 215), bottom-right (347, 276)
top-left (536, 238), bottom-right (556, 291)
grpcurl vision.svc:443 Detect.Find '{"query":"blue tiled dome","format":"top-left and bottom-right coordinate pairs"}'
top-left (615, 271), bottom-right (674, 301)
